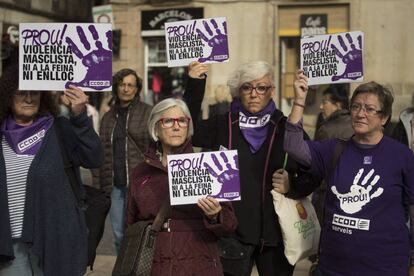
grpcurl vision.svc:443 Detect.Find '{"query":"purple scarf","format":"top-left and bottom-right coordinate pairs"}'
top-left (1, 115), bottom-right (54, 155)
top-left (231, 98), bottom-right (276, 153)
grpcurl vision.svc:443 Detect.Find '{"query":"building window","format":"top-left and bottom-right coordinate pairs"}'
top-left (144, 37), bottom-right (186, 105)
top-left (148, 38), bottom-right (167, 64)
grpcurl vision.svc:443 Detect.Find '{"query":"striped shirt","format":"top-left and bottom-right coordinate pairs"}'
top-left (2, 137), bottom-right (34, 238)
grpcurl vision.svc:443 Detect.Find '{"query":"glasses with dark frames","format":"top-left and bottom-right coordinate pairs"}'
top-left (239, 83), bottom-right (274, 95)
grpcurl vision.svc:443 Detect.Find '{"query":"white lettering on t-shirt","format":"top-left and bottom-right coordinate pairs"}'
top-left (332, 214), bottom-right (370, 231)
top-left (363, 156), bottom-right (372, 164)
top-left (331, 168), bottom-right (384, 214)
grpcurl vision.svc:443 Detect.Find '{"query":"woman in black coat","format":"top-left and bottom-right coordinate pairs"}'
top-left (184, 61), bottom-right (319, 276)
top-left (0, 64), bottom-right (103, 276)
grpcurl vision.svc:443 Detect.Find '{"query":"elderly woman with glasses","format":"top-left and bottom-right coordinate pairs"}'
top-left (125, 98), bottom-right (237, 276)
top-left (0, 64), bottom-right (103, 276)
top-left (283, 70), bottom-right (414, 276)
top-left (184, 61), bottom-right (320, 276)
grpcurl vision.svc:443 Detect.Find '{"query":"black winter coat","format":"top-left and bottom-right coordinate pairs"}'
top-left (184, 78), bottom-right (319, 246)
top-left (0, 111), bottom-right (103, 276)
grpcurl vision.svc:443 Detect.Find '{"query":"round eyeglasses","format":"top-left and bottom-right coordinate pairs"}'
top-left (158, 117), bottom-right (191, 128)
top-left (239, 83), bottom-right (274, 95)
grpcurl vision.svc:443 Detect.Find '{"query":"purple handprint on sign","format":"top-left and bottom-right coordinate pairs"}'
top-left (331, 33), bottom-right (363, 81)
top-left (196, 18), bottom-right (229, 63)
top-left (203, 152), bottom-right (240, 200)
top-left (65, 25), bottom-right (112, 90)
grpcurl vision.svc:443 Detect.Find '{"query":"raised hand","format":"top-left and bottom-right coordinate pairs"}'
top-left (289, 70), bottom-right (309, 124)
top-left (61, 85), bottom-right (89, 116)
top-left (196, 19), bottom-right (228, 63)
top-left (293, 69), bottom-right (309, 102)
top-left (331, 33), bottom-right (363, 81)
top-left (203, 152), bottom-right (240, 200)
top-left (65, 25), bottom-right (112, 90)
top-left (188, 61), bottom-right (208, 79)
top-left (331, 168), bottom-right (383, 214)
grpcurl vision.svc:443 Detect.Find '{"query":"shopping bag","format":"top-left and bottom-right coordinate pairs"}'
top-left (271, 190), bottom-right (321, 265)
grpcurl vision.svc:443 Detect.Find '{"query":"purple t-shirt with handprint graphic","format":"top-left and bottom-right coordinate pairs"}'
top-left (307, 137), bottom-right (414, 276)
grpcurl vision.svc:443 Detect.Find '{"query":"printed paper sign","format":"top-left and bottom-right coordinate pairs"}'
top-left (300, 31), bottom-right (364, 86)
top-left (167, 150), bottom-right (240, 205)
top-left (19, 23), bottom-right (112, 92)
top-left (164, 17), bottom-right (229, 67)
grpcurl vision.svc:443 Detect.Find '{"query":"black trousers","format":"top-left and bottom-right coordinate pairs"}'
top-left (224, 244), bottom-right (294, 276)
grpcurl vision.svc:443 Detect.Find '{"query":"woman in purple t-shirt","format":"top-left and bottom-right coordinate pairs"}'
top-left (283, 70), bottom-right (414, 276)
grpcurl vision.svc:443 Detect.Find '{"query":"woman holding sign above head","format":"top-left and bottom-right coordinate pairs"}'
top-left (284, 70), bottom-right (414, 276)
top-left (0, 64), bottom-right (103, 276)
top-left (184, 61), bottom-right (320, 276)
top-left (125, 98), bottom-right (237, 276)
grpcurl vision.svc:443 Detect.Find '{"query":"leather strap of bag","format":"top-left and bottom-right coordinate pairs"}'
top-left (313, 138), bottom-right (348, 267)
top-left (330, 139), bottom-right (347, 176)
top-left (151, 200), bottom-right (170, 232)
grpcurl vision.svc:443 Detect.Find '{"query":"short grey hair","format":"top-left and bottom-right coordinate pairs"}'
top-left (147, 98), bottom-right (194, 142)
top-left (227, 61), bottom-right (275, 97)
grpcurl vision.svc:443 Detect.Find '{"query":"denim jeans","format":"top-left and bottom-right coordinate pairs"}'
top-left (110, 185), bottom-right (128, 254)
top-left (0, 242), bottom-right (43, 276)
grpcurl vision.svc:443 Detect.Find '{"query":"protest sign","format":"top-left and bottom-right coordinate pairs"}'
top-left (300, 31), bottom-right (364, 86)
top-left (167, 150), bottom-right (240, 206)
top-left (19, 23), bottom-right (112, 92)
top-left (164, 17), bottom-right (229, 67)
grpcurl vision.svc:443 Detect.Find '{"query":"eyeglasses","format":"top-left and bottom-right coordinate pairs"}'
top-left (118, 83), bottom-right (137, 90)
top-left (350, 103), bottom-right (382, 116)
top-left (158, 117), bottom-right (191, 128)
top-left (239, 83), bottom-right (274, 95)
top-left (15, 91), bottom-right (40, 98)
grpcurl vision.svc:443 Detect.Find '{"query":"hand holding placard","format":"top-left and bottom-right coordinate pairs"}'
top-left (188, 61), bottom-right (208, 79)
top-left (197, 197), bottom-right (222, 221)
top-left (61, 85), bottom-right (89, 116)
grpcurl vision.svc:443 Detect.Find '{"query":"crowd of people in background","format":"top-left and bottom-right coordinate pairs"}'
top-left (1, 49), bottom-right (414, 276)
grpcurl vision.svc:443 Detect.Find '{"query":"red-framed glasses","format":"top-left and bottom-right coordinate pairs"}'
top-left (157, 116), bottom-right (191, 128)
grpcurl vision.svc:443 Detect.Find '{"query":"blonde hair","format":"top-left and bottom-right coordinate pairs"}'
top-left (214, 85), bottom-right (232, 103)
